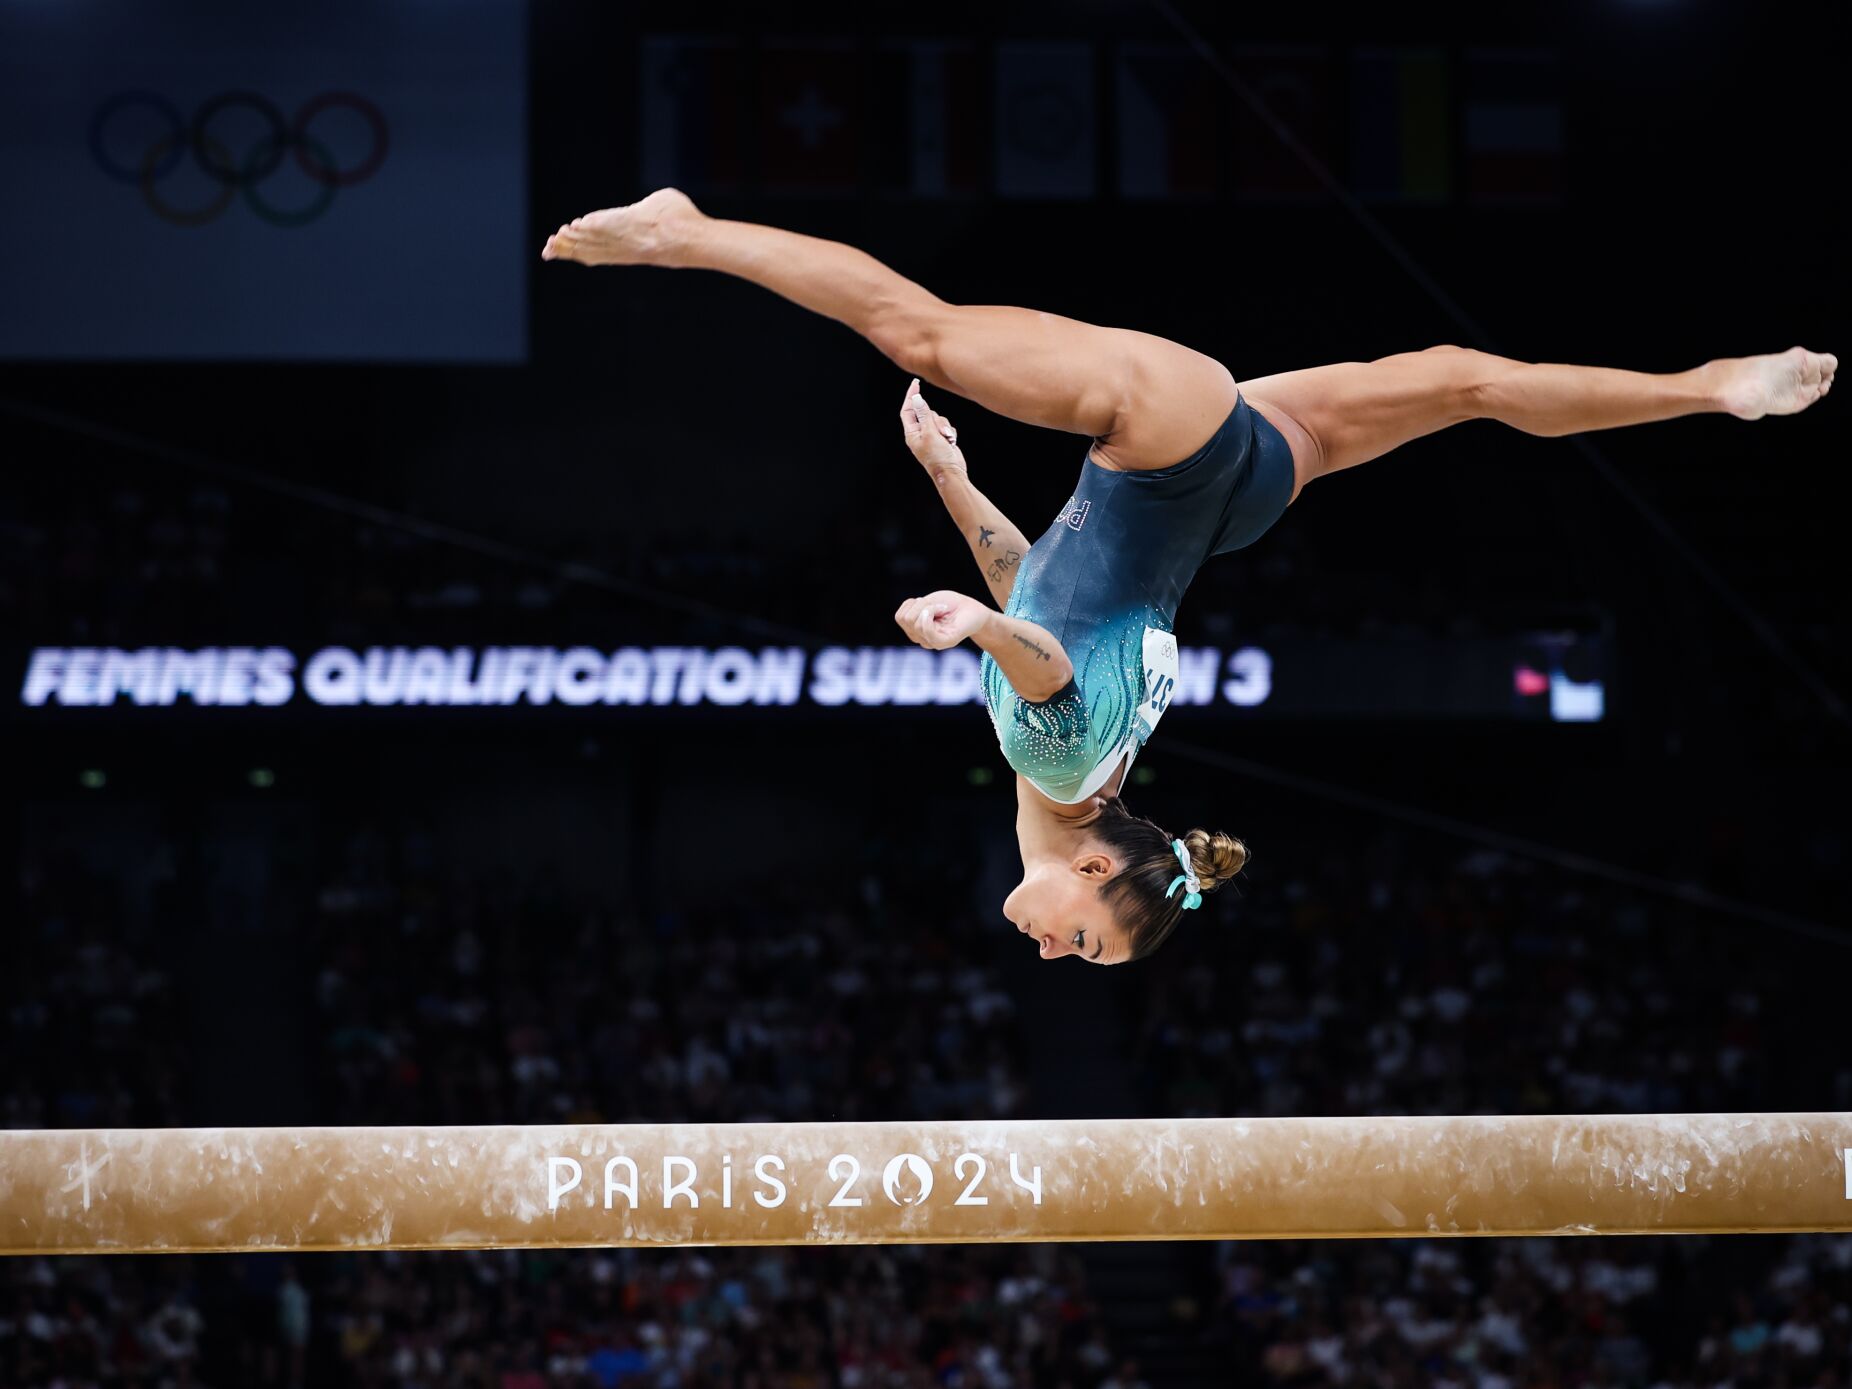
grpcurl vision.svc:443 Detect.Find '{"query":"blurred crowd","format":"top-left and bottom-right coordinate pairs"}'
top-left (6, 816), bottom-right (1130, 1389)
top-left (6, 840), bottom-right (185, 1131)
top-left (1208, 1233), bottom-right (1852, 1386)
top-left (10, 794), bottom-right (1852, 1386)
top-left (2, 1244), bottom-right (1122, 1389)
top-left (310, 844), bottom-right (1026, 1129)
top-left (1131, 835), bottom-right (1846, 1121)
top-left (3, 473), bottom-right (1538, 654)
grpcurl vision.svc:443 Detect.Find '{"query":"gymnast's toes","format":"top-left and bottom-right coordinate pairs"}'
top-left (1720, 347), bottom-right (1838, 419)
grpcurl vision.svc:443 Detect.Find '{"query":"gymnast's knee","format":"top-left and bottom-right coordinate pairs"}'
top-left (1439, 348), bottom-right (1516, 420)
top-left (1457, 354), bottom-right (1576, 433)
top-left (867, 301), bottom-right (948, 381)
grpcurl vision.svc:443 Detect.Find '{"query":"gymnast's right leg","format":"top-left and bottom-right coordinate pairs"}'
top-left (542, 189), bottom-right (1237, 472)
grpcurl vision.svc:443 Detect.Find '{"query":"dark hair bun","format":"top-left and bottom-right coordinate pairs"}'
top-left (1182, 828), bottom-right (1248, 891)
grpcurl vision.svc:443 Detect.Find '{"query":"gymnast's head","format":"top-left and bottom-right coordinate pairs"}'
top-left (1002, 798), bottom-right (1247, 964)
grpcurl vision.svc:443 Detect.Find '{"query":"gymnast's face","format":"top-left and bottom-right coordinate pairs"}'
top-left (1001, 854), bottom-right (1131, 965)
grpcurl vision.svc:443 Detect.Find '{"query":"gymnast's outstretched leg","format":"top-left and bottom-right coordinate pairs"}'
top-left (1241, 344), bottom-right (1837, 500)
top-left (542, 189), bottom-right (1236, 471)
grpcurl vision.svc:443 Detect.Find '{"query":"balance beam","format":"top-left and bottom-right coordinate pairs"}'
top-left (3, 1114), bottom-right (1849, 1254)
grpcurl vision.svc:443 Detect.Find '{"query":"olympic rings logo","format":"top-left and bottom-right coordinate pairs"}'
top-left (89, 90), bottom-right (389, 228)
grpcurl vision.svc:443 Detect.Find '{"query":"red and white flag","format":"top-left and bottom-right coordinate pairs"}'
top-left (760, 40), bottom-right (861, 196)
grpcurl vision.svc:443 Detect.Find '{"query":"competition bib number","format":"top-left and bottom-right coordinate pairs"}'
top-left (1136, 628), bottom-right (1180, 742)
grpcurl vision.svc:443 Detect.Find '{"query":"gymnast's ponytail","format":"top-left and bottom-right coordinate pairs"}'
top-left (1178, 826), bottom-right (1249, 889)
top-left (1092, 799), bottom-right (1247, 960)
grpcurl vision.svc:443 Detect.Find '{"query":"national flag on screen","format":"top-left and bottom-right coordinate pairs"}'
top-left (760, 40), bottom-right (860, 195)
top-left (1350, 48), bottom-right (1452, 204)
top-left (1115, 43), bottom-right (1221, 200)
top-left (1231, 45), bottom-right (1336, 202)
top-left (639, 36), bottom-right (748, 194)
top-left (1464, 48), bottom-right (1563, 206)
top-left (994, 42), bottom-right (1097, 200)
top-left (871, 41), bottom-right (983, 198)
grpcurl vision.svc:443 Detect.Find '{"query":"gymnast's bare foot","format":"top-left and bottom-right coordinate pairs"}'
top-left (1715, 347), bottom-right (1837, 420)
top-left (541, 188), bottom-right (705, 267)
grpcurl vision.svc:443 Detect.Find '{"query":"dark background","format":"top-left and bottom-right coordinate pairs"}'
top-left (4, 1), bottom-right (1849, 1385)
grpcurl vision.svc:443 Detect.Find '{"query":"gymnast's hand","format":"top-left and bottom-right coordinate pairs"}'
top-left (894, 591), bottom-right (989, 651)
top-left (900, 379), bottom-right (966, 485)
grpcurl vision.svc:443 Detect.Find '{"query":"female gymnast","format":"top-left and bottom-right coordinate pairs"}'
top-left (543, 189), bottom-right (1834, 966)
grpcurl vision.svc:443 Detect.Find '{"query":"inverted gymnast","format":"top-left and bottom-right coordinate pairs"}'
top-left (543, 189), bottom-right (1835, 966)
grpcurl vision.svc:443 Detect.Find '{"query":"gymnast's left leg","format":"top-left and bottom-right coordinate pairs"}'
top-left (1242, 344), bottom-right (1836, 500)
top-left (540, 189), bottom-right (1236, 471)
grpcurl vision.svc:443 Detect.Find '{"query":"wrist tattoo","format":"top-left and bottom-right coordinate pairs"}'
top-left (1012, 633), bottom-right (1052, 662)
top-left (977, 526), bottom-right (995, 547)
top-left (986, 548), bottom-right (1022, 583)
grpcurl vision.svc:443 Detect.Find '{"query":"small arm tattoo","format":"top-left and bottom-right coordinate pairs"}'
top-left (986, 548), bottom-right (1022, 583)
top-left (977, 526), bottom-right (995, 547)
top-left (1012, 633), bottom-right (1052, 662)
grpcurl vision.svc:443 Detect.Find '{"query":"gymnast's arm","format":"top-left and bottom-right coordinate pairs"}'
top-left (899, 380), bottom-right (1033, 610)
top-left (894, 591), bottom-right (1074, 704)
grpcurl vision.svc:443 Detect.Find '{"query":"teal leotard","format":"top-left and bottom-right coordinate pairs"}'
top-left (980, 395), bottom-right (1295, 802)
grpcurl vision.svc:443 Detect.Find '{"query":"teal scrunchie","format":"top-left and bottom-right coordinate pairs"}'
top-left (1164, 838), bottom-right (1203, 911)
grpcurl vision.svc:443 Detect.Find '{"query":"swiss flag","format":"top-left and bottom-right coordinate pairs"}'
top-left (760, 40), bottom-right (860, 195)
